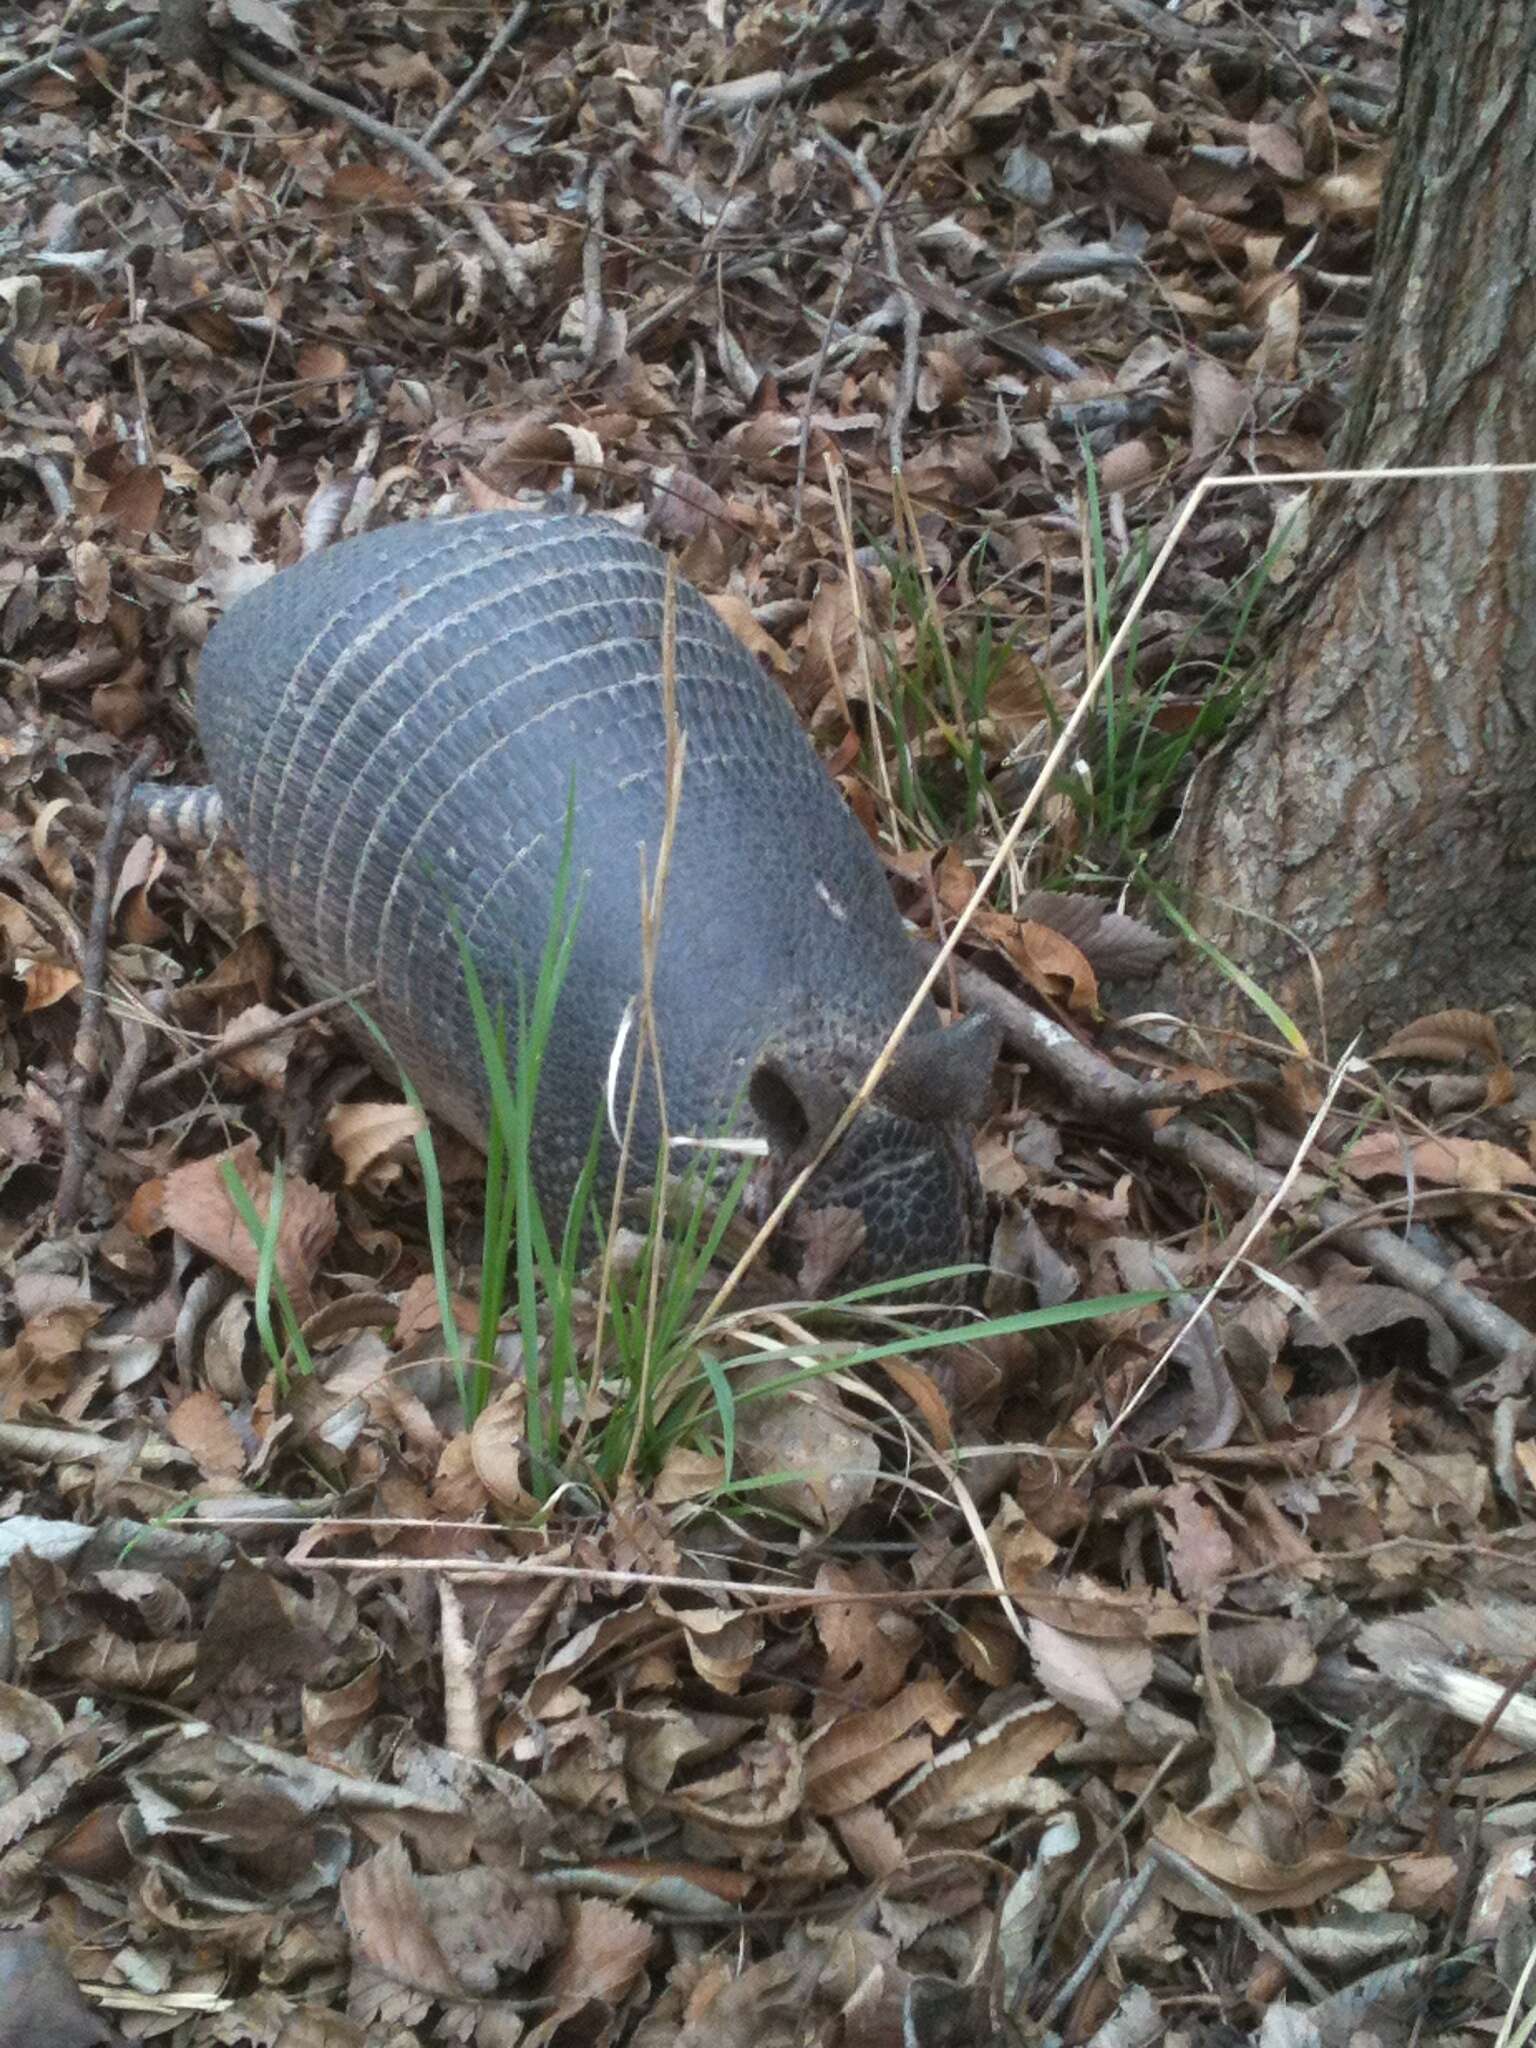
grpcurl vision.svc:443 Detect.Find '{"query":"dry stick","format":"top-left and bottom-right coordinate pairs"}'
top-left (419, 0), bottom-right (532, 148)
top-left (137, 981), bottom-right (376, 1101)
top-left (55, 738), bottom-right (159, 1226)
top-left (281, 1544), bottom-right (1011, 1611)
top-left (817, 129), bottom-right (920, 474)
top-left (825, 456), bottom-right (900, 836)
top-left (1148, 1842), bottom-right (1329, 2003)
top-left (1157, 1119), bottom-right (1530, 1361)
top-left (1093, 1045), bottom-right (1361, 1465)
top-left (1037, 1860), bottom-right (1160, 2029)
top-left (891, 289), bottom-right (922, 478)
top-left (1019, 1739), bottom-right (1192, 2012)
top-left (224, 46), bottom-right (536, 308)
top-left (96, 989), bottom-right (167, 1145)
top-left (0, 12), bottom-right (154, 97)
top-left (1425, 1647), bottom-right (1536, 1850)
top-left (577, 163), bottom-right (609, 371)
top-left (27, 452), bottom-right (74, 520)
top-left (617, 566), bottom-right (686, 1493)
top-left (438, 1579), bottom-right (484, 1760)
top-left (697, 458), bottom-right (1536, 1343)
top-left (1096, 0), bottom-right (1255, 55)
top-left (0, 861), bottom-right (83, 964)
top-left (791, 9), bottom-right (996, 520)
top-left (940, 949), bottom-right (1534, 1363)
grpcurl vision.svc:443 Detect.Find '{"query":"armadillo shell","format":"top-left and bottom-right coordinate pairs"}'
top-left (196, 510), bottom-right (971, 1276)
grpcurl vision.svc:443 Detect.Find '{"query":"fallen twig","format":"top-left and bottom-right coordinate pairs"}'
top-left (139, 981), bottom-right (376, 1101)
top-left (578, 163), bottom-right (609, 370)
top-left (0, 12), bottom-right (155, 99)
top-left (0, 861), bottom-right (84, 965)
top-left (1393, 1652), bottom-right (1536, 1756)
top-left (936, 948), bottom-right (1536, 1364)
top-left (1039, 1861), bottom-right (1159, 2027)
top-left (818, 129), bottom-right (920, 474)
top-left (792, 11), bottom-right (996, 518)
top-left (54, 738), bottom-right (160, 1227)
top-left (95, 990), bottom-right (167, 1146)
top-left (26, 451), bottom-right (73, 521)
top-left (225, 46), bottom-right (537, 308)
top-left (420, 0), bottom-right (533, 148)
top-left (1096, 0), bottom-right (1254, 57)
top-left (1149, 1842), bottom-right (1329, 2003)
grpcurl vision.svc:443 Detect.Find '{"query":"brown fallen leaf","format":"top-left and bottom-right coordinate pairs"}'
top-left (1028, 1616), bottom-right (1152, 1727)
top-left (160, 1139), bottom-right (337, 1323)
top-left (0, 1304), bottom-right (105, 1415)
top-left (21, 961), bottom-right (81, 1013)
top-left (177, 927), bottom-right (278, 1013)
top-left (1187, 353), bottom-right (1251, 464)
top-left (983, 915), bottom-right (1101, 1014)
top-left (1160, 1482), bottom-right (1237, 1606)
top-left (102, 463), bottom-right (163, 539)
top-left (813, 1559), bottom-right (922, 1705)
top-left (1372, 1007), bottom-right (1503, 1064)
top-left (732, 1362), bottom-right (880, 1532)
top-left (891, 1701), bottom-right (1077, 1830)
top-left (803, 1677), bottom-right (954, 1815)
top-left (1012, 1580), bottom-right (1198, 1642)
top-left (325, 162), bottom-right (418, 208)
top-left (326, 1099), bottom-right (427, 1185)
top-left (706, 590), bottom-right (793, 672)
top-left (166, 1390), bottom-right (246, 1479)
top-left (545, 1896), bottom-right (653, 2006)
top-left (655, 1598), bottom-right (762, 1696)
top-left (1154, 1808), bottom-right (1374, 1913)
top-left (1342, 1130), bottom-right (1535, 1194)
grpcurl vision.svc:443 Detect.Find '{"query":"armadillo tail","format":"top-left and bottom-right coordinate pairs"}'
top-left (127, 783), bottom-right (228, 848)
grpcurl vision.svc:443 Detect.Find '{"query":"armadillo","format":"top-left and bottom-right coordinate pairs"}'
top-left (141, 510), bottom-right (997, 1291)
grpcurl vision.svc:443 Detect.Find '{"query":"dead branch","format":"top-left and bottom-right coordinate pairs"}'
top-left (55, 738), bottom-right (159, 1226)
top-left (420, 0), bottom-right (533, 148)
top-left (1038, 1860), bottom-right (1159, 2025)
top-left (817, 129), bottom-right (921, 474)
top-left (1148, 1843), bottom-right (1329, 2002)
top-left (0, 14), bottom-right (155, 99)
top-left (792, 12), bottom-right (997, 517)
top-left (95, 990), bottom-right (167, 1146)
top-left (139, 982), bottom-right (376, 1101)
top-left (225, 46), bottom-right (537, 308)
top-left (578, 164), bottom-right (609, 370)
top-left (0, 861), bottom-right (84, 966)
top-left (938, 948), bottom-right (1536, 1363)
top-left (25, 450), bottom-right (73, 521)
top-left (1096, 0), bottom-right (1254, 57)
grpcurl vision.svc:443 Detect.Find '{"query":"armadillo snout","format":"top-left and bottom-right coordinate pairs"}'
top-left (797, 1106), bottom-right (987, 1302)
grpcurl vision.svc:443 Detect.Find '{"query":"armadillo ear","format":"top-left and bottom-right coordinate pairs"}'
top-left (880, 1010), bottom-right (1000, 1126)
top-left (749, 1057), bottom-right (849, 1162)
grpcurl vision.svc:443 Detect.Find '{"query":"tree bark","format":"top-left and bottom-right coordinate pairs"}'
top-left (1168, 0), bottom-right (1536, 1053)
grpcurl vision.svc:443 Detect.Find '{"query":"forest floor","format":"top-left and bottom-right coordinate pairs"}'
top-left (4, 2), bottom-right (1536, 2045)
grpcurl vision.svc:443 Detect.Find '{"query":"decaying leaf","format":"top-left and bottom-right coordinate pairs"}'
top-left (160, 1139), bottom-right (337, 1322)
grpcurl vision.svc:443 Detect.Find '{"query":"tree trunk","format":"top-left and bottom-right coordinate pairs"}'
top-left (1168, 0), bottom-right (1536, 1053)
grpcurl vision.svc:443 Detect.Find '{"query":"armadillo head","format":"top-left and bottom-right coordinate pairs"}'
top-left (746, 1010), bottom-right (999, 1302)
